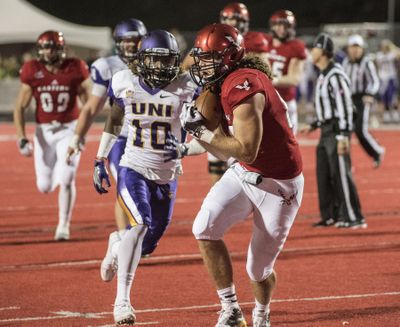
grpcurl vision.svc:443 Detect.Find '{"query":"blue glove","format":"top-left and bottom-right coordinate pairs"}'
top-left (164, 133), bottom-right (188, 162)
top-left (182, 106), bottom-right (207, 138)
top-left (93, 159), bottom-right (111, 194)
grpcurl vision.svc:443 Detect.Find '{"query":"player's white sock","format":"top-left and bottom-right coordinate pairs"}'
top-left (254, 298), bottom-right (269, 314)
top-left (217, 285), bottom-right (239, 309)
top-left (115, 225), bottom-right (148, 304)
top-left (111, 230), bottom-right (127, 258)
top-left (118, 229), bottom-right (127, 239)
top-left (58, 182), bottom-right (76, 226)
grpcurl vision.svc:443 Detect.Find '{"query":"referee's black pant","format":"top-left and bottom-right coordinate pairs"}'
top-left (353, 95), bottom-right (384, 161)
top-left (316, 121), bottom-right (364, 223)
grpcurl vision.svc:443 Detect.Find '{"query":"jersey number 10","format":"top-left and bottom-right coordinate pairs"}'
top-left (132, 119), bottom-right (171, 150)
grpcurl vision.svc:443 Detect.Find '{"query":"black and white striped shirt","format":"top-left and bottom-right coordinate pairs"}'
top-left (342, 55), bottom-right (380, 96)
top-left (314, 62), bottom-right (353, 133)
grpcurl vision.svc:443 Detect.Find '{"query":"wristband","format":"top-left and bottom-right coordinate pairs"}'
top-left (197, 128), bottom-right (215, 144)
top-left (97, 132), bottom-right (117, 158)
top-left (185, 139), bottom-right (206, 156)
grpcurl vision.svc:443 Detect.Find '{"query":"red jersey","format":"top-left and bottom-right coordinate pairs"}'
top-left (20, 58), bottom-right (89, 124)
top-left (264, 34), bottom-right (306, 101)
top-left (220, 68), bottom-right (302, 179)
top-left (244, 31), bottom-right (269, 53)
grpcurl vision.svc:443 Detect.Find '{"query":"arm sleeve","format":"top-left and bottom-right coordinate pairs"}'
top-left (364, 59), bottom-right (380, 96)
top-left (329, 73), bottom-right (353, 134)
top-left (225, 73), bottom-right (266, 110)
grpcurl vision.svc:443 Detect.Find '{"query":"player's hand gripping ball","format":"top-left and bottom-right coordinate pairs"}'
top-left (194, 89), bottom-right (223, 131)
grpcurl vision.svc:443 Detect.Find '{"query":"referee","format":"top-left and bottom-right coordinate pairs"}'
top-left (301, 33), bottom-right (366, 229)
top-left (342, 35), bottom-right (385, 168)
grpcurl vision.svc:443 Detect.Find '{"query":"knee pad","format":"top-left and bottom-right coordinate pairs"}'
top-left (208, 160), bottom-right (227, 176)
top-left (192, 207), bottom-right (221, 240)
top-left (36, 179), bottom-right (52, 193)
top-left (59, 168), bottom-right (76, 186)
top-left (246, 260), bottom-right (275, 282)
top-left (246, 243), bottom-right (281, 282)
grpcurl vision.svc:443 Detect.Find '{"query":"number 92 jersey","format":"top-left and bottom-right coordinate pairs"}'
top-left (19, 58), bottom-right (89, 124)
top-left (108, 70), bottom-right (198, 176)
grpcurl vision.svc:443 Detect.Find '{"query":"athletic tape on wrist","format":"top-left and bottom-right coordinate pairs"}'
top-left (97, 132), bottom-right (117, 158)
top-left (185, 139), bottom-right (206, 156)
top-left (198, 128), bottom-right (215, 144)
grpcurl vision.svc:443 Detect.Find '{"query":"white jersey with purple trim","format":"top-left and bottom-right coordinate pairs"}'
top-left (375, 51), bottom-right (398, 81)
top-left (109, 69), bottom-right (197, 182)
top-left (90, 55), bottom-right (129, 137)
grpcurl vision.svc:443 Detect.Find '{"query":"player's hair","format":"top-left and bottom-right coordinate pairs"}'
top-left (237, 54), bottom-right (273, 80)
top-left (128, 60), bottom-right (184, 78)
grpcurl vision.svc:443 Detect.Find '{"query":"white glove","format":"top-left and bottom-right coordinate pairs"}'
top-left (180, 101), bottom-right (195, 127)
top-left (69, 134), bottom-right (85, 153)
top-left (18, 138), bottom-right (33, 157)
top-left (66, 134), bottom-right (85, 165)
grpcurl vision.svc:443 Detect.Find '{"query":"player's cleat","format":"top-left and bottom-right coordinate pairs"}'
top-left (100, 231), bottom-right (120, 282)
top-left (336, 220), bottom-right (367, 229)
top-left (54, 222), bottom-right (70, 241)
top-left (113, 301), bottom-right (136, 325)
top-left (312, 218), bottom-right (335, 227)
top-left (350, 220), bottom-right (368, 229)
top-left (215, 306), bottom-right (247, 327)
top-left (252, 309), bottom-right (271, 327)
top-left (373, 148), bottom-right (385, 169)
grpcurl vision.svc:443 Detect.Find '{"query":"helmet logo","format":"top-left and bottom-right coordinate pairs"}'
top-left (225, 35), bottom-right (241, 48)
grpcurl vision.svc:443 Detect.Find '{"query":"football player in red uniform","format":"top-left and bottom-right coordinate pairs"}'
top-left (175, 23), bottom-right (304, 327)
top-left (201, 2), bottom-right (270, 186)
top-left (219, 2), bottom-right (269, 57)
top-left (265, 10), bottom-right (306, 134)
top-left (13, 30), bottom-right (91, 240)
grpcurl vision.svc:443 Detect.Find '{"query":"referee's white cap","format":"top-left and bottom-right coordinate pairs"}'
top-left (348, 34), bottom-right (364, 47)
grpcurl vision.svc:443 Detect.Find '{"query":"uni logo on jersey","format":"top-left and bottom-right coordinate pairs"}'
top-left (131, 103), bottom-right (172, 117)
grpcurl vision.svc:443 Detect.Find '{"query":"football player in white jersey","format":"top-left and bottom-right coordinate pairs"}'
top-left (375, 39), bottom-right (400, 123)
top-left (66, 19), bottom-right (147, 233)
top-left (92, 30), bottom-right (198, 325)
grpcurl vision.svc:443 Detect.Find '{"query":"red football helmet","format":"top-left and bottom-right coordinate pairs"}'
top-left (269, 10), bottom-right (296, 40)
top-left (219, 2), bottom-right (249, 34)
top-left (190, 23), bottom-right (245, 87)
top-left (37, 30), bottom-right (66, 65)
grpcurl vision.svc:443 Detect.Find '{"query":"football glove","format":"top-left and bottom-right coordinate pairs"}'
top-left (164, 133), bottom-right (188, 162)
top-left (18, 138), bottom-right (33, 157)
top-left (181, 106), bottom-right (207, 138)
top-left (66, 134), bottom-right (85, 165)
top-left (93, 159), bottom-right (111, 194)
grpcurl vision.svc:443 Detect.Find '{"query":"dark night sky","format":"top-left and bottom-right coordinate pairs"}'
top-left (26, 0), bottom-right (399, 31)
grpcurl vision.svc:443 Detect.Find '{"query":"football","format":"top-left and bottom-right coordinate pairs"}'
top-left (195, 89), bottom-right (223, 132)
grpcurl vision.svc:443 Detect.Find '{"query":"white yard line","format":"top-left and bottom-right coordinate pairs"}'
top-left (1, 241), bottom-right (398, 271)
top-left (1, 291), bottom-right (399, 324)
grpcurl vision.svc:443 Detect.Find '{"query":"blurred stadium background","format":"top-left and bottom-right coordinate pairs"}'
top-left (0, 0), bottom-right (399, 123)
